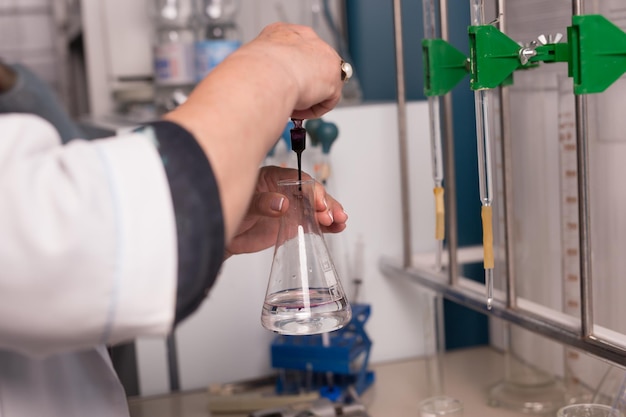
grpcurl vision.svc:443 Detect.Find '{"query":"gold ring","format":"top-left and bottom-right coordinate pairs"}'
top-left (340, 60), bottom-right (353, 82)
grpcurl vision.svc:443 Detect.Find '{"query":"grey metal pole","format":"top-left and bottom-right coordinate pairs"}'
top-left (166, 333), bottom-right (180, 392)
top-left (392, 0), bottom-right (412, 268)
top-left (495, 0), bottom-right (516, 308)
top-left (439, 0), bottom-right (459, 285)
top-left (572, 0), bottom-right (593, 338)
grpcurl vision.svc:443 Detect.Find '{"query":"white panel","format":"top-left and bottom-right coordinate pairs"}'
top-left (80, 0), bottom-right (115, 116)
top-left (321, 101), bottom-right (435, 363)
top-left (0, 0), bottom-right (49, 8)
top-left (176, 249), bottom-right (276, 390)
top-left (136, 336), bottom-right (171, 396)
top-left (16, 14), bottom-right (55, 50)
top-left (18, 0), bottom-right (49, 8)
top-left (0, 14), bottom-right (54, 53)
top-left (101, 0), bottom-right (154, 78)
top-left (0, 16), bottom-right (21, 49)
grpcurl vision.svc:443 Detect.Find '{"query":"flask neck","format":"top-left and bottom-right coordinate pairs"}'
top-left (277, 179), bottom-right (321, 239)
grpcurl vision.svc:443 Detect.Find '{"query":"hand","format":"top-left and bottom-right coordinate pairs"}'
top-left (163, 23), bottom-right (346, 245)
top-left (225, 166), bottom-right (348, 258)
top-left (0, 62), bottom-right (17, 94)
top-left (235, 22), bottom-right (344, 120)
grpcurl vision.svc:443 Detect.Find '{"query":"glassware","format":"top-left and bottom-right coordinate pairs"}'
top-left (557, 404), bottom-right (623, 417)
top-left (150, 0), bottom-right (196, 114)
top-left (261, 179), bottom-right (351, 335)
top-left (192, 0), bottom-right (241, 81)
top-left (419, 395), bottom-right (463, 417)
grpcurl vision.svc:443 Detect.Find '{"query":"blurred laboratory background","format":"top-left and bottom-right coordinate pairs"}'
top-left (4, 0), bottom-right (626, 416)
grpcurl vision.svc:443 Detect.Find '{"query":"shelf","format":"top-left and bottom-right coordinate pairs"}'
top-left (378, 252), bottom-right (626, 367)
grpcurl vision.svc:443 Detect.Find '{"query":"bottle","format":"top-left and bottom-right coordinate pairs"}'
top-left (151, 0), bottom-right (196, 114)
top-left (261, 178), bottom-right (352, 335)
top-left (193, 0), bottom-right (242, 82)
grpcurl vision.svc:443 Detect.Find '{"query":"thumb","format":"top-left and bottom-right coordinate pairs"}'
top-left (248, 192), bottom-right (289, 217)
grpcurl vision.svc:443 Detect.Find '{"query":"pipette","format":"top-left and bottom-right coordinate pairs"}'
top-left (290, 118), bottom-right (306, 183)
top-left (471, 0), bottom-right (495, 309)
top-left (476, 89), bottom-right (495, 309)
top-left (430, 99), bottom-right (445, 272)
top-left (423, 0), bottom-right (445, 271)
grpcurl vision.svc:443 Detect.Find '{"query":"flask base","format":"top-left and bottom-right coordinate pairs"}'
top-left (261, 311), bottom-right (351, 335)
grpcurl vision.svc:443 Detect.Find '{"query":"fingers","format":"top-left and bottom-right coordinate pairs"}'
top-left (313, 181), bottom-right (348, 232)
top-left (256, 166), bottom-right (348, 233)
top-left (291, 97), bottom-right (341, 121)
top-left (256, 23), bottom-right (343, 120)
top-left (248, 191), bottom-right (289, 217)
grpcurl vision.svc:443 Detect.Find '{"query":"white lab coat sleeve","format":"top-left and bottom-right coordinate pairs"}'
top-left (0, 114), bottom-right (177, 357)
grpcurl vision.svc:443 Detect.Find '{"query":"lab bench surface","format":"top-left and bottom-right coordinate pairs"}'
top-left (128, 346), bottom-right (532, 417)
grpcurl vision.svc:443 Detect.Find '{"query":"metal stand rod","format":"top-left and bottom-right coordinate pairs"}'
top-left (392, 0), bottom-right (412, 268)
top-left (439, 0), bottom-right (459, 285)
top-left (495, 0), bottom-right (516, 308)
top-left (571, 0), bottom-right (593, 338)
top-left (166, 333), bottom-right (180, 392)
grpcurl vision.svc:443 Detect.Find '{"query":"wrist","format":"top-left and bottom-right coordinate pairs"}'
top-left (228, 45), bottom-right (299, 112)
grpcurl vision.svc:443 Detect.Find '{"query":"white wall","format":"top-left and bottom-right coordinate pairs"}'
top-left (135, 101), bottom-right (437, 395)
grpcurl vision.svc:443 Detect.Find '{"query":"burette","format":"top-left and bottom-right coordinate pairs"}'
top-left (423, 0), bottom-right (445, 271)
top-left (471, 0), bottom-right (495, 309)
top-left (558, 77), bottom-right (584, 394)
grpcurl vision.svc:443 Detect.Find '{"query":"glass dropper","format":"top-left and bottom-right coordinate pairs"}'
top-left (290, 118), bottom-right (306, 184)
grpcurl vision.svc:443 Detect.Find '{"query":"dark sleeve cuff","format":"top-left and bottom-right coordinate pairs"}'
top-left (139, 120), bottom-right (225, 324)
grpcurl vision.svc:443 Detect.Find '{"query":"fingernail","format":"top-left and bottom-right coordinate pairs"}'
top-left (343, 209), bottom-right (348, 220)
top-left (328, 210), bottom-right (334, 223)
top-left (271, 197), bottom-right (285, 212)
top-left (323, 198), bottom-right (329, 210)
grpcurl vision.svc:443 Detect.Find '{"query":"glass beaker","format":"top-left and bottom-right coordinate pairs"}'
top-left (557, 404), bottom-right (623, 417)
top-left (261, 179), bottom-right (351, 335)
top-left (419, 395), bottom-right (463, 417)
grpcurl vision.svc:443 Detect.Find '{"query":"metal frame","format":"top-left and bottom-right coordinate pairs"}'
top-left (392, 0), bottom-right (412, 268)
top-left (385, 0), bottom-right (626, 369)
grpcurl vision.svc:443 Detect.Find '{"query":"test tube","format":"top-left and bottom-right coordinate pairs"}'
top-left (423, 0), bottom-right (445, 271)
top-left (470, 0), bottom-right (495, 309)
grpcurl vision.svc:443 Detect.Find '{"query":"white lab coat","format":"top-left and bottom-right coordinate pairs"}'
top-left (0, 114), bottom-right (178, 416)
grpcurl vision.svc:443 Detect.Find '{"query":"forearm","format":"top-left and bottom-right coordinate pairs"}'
top-left (163, 21), bottom-right (343, 246)
top-left (164, 46), bottom-right (297, 245)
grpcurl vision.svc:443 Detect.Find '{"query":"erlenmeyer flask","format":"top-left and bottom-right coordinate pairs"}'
top-left (261, 178), bottom-right (351, 335)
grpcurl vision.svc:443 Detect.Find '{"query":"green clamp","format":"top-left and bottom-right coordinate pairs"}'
top-left (422, 38), bottom-right (469, 97)
top-left (567, 14), bottom-right (626, 94)
top-left (531, 42), bottom-right (570, 64)
top-left (468, 25), bottom-right (530, 90)
top-left (422, 25), bottom-right (530, 95)
top-left (423, 14), bottom-right (626, 97)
